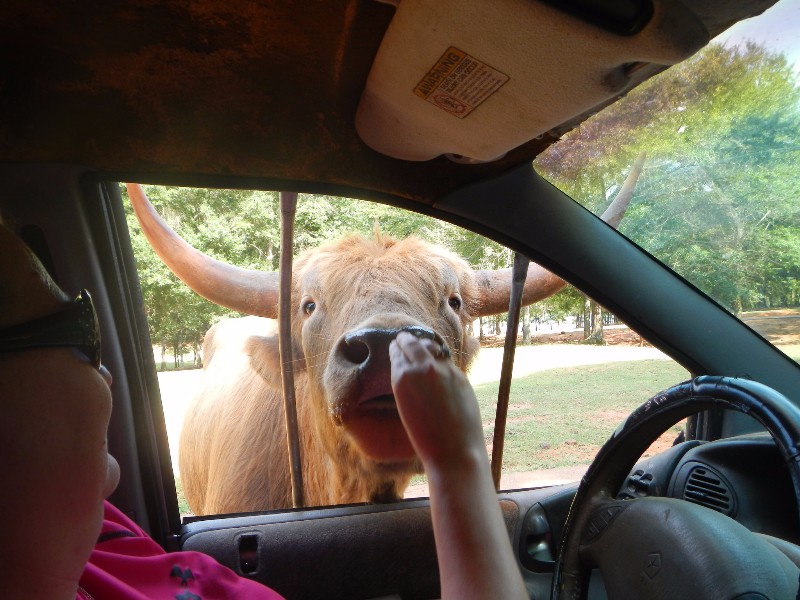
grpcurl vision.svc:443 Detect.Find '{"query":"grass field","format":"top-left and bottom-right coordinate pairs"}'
top-left (473, 357), bottom-right (689, 472)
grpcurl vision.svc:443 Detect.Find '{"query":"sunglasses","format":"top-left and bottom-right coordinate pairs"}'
top-left (0, 289), bottom-right (101, 368)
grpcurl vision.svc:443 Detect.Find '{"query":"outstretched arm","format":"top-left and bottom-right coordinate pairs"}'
top-left (389, 332), bottom-right (528, 600)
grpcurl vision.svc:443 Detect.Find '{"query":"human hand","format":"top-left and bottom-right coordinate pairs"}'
top-left (389, 331), bottom-right (486, 474)
top-left (390, 332), bottom-right (528, 600)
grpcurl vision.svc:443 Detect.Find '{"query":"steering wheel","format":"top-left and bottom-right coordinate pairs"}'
top-left (551, 376), bottom-right (800, 599)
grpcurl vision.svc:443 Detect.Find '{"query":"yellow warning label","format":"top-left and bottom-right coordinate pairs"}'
top-left (413, 47), bottom-right (510, 119)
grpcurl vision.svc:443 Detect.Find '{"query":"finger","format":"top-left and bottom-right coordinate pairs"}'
top-left (417, 338), bottom-right (438, 352)
top-left (417, 337), bottom-right (447, 357)
top-left (388, 339), bottom-right (408, 367)
top-left (394, 331), bottom-right (435, 363)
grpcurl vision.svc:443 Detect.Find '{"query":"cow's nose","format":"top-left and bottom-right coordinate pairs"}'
top-left (338, 325), bottom-right (442, 367)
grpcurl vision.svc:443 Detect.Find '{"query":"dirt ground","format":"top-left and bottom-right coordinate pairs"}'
top-left (739, 308), bottom-right (800, 346)
top-left (480, 307), bottom-right (800, 348)
top-left (480, 326), bottom-right (648, 348)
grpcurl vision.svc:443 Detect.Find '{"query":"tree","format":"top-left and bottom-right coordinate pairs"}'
top-left (123, 185), bottom-right (279, 368)
top-left (536, 41), bottom-right (800, 315)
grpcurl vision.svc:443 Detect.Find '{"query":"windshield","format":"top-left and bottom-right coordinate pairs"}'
top-left (534, 1), bottom-right (800, 364)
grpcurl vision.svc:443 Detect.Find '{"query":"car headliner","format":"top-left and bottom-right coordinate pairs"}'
top-left (0, 0), bottom-right (779, 204)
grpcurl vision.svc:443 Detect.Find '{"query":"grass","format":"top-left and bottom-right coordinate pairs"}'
top-left (174, 477), bottom-right (191, 515)
top-left (473, 357), bottom-right (690, 472)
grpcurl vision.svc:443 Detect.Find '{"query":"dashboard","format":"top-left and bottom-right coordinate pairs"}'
top-left (619, 434), bottom-right (800, 543)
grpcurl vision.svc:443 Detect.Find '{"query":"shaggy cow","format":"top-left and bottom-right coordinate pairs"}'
top-left (127, 175), bottom-right (638, 514)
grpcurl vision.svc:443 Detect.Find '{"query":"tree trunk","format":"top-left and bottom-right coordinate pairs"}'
top-left (584, 301), bottom-right (606, 345)
top-left (592, 302), bottom-right (604, 339)
top-left (732, 296), bottom-right (743, 316)
top-left (583, 296), bottom-right (591, 339)
top-left (521, 305), bottom-right (531, 345)
top-left (159, 344), bottom-right (166, 371)
top-left (193, 337), bottom-right (202, 367)
top-left (479, 317), bottom-right (485, 343)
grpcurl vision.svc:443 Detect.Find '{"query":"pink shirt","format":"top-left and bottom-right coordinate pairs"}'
top-left (77, 501), bottom-right (285, 600)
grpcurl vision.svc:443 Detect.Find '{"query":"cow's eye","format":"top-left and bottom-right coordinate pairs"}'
top-left (448, 295), bottom-right (462, 311)
top-left (302, 300), bottom-right (316, 315)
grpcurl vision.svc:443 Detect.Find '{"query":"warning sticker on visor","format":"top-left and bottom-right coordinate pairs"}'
top-left (413, 47), bottom-right (509, 119)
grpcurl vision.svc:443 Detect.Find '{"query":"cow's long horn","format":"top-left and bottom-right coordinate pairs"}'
top-left (473, 152), bottom-right (646, 317)
top-left (126, 183), bottom-right (279, 318)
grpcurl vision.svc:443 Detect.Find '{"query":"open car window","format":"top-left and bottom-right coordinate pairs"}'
top-left (122, 185), bottom-right (688, 516)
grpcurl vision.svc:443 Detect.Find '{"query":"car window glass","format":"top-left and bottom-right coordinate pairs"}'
top-left (122, 185), bottom-right (688, 515)
top-left (534, 5), bottom-right (800, 366)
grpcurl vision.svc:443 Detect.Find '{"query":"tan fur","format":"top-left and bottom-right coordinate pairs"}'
top-left (179, 234), bottom-right (482, 514)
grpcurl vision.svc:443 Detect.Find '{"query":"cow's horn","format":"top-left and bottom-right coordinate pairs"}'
top-left (473, 152), bottom-right (646, 317)
top-left (126, 183), bottom-right (279, 318)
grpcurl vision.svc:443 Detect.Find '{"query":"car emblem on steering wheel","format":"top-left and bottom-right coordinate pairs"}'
top-left (644, 551), bottom-right (663, 579)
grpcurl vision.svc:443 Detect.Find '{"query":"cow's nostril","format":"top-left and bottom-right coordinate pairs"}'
top-left (341, 337), bottom-right (370, 365)
top-left (403, 325), bottom-right (436, 342)
top-left (339, 325), bottom-right (442, 369)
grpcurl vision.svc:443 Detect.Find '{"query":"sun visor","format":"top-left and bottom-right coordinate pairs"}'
top-left (355, 0), bottom-right (708, 162)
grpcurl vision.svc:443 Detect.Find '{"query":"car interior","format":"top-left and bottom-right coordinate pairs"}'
top-left (2, 1), bottom-right (800, 598)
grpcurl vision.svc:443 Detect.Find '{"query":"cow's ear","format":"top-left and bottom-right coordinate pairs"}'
top-left (245, 334), bottom-right (306, 389)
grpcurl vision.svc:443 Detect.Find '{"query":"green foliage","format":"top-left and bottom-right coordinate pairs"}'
top-left (123, 186), bottom-right (281, 364)
top-left (536, 41), bottom-right (800, 316)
